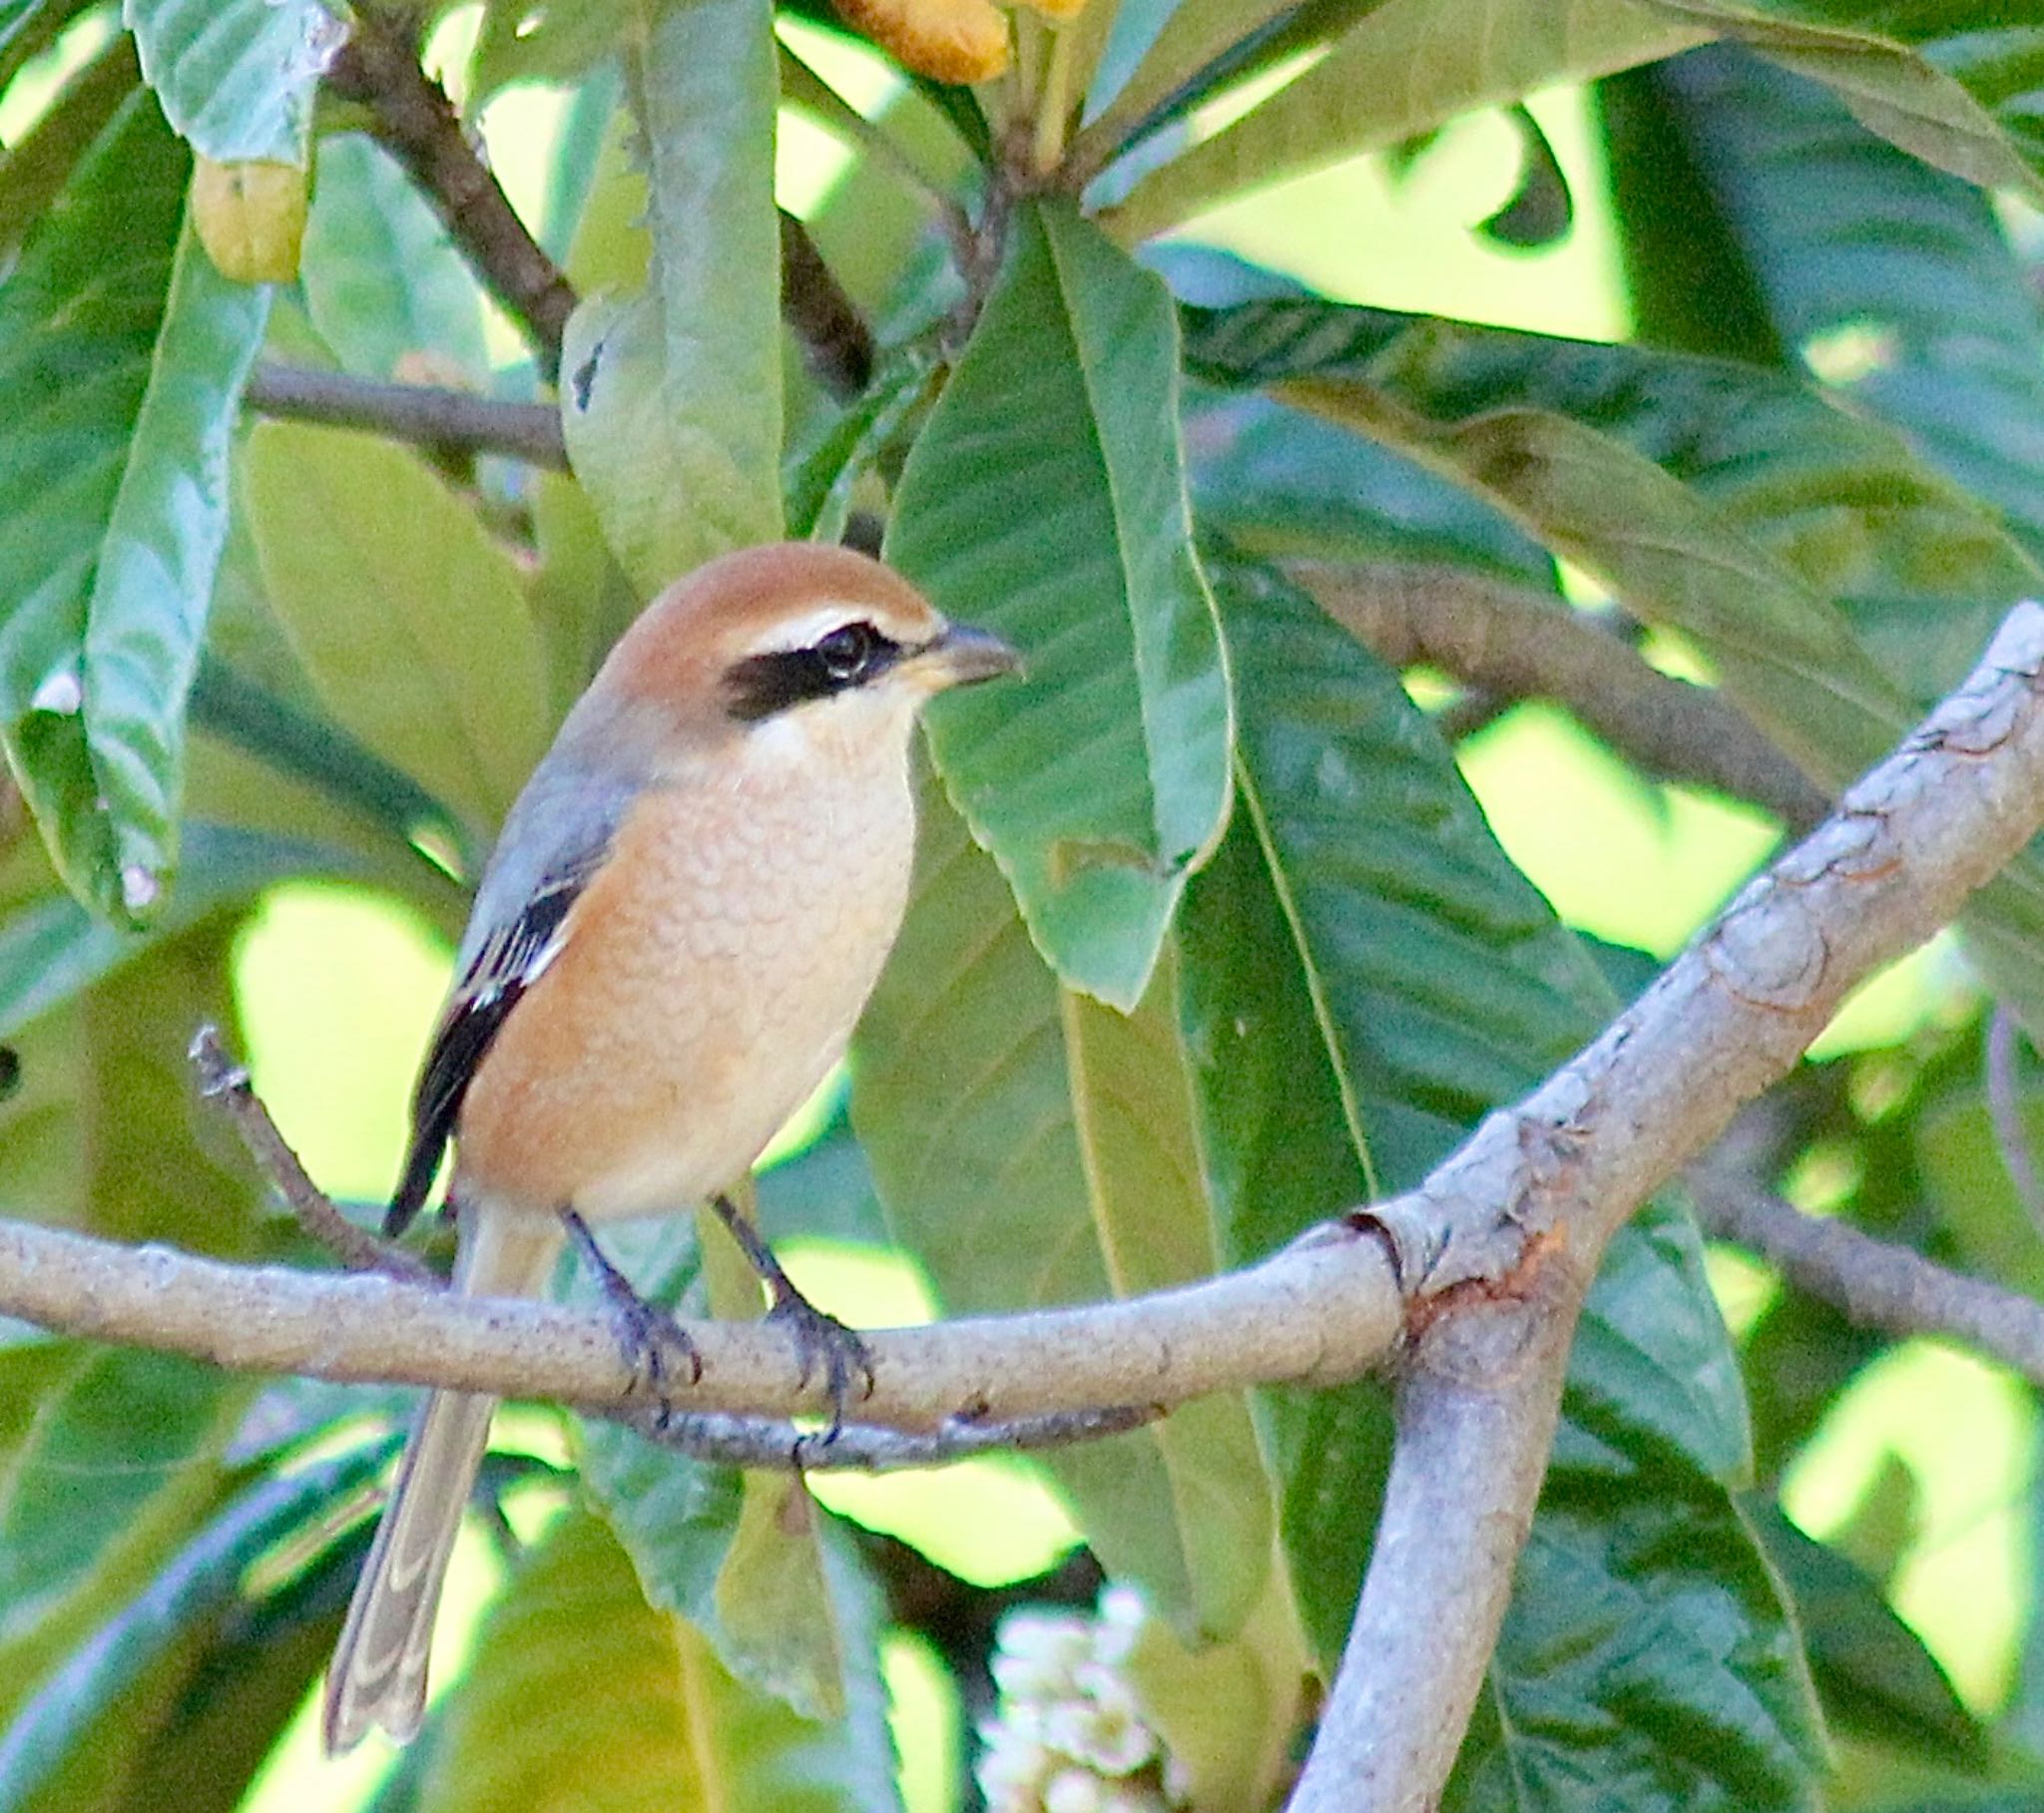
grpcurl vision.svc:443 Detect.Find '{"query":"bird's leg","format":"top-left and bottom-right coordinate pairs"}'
top-left (709, 1192), bottom-right (875, 1435)
top-left (562, 1209), bottom-right (703, 1404)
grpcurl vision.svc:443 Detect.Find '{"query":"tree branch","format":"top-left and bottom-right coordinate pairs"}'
top-left (1686, 1164), bottom-right (2044, 1383)
top-left (1290, 600), bottom-right (2044, 1810)
top-left (4, 610), bottom-right (2044, 1802)
top-left (244, 362), bottom-right (570, 469)
top-left (1291, 557), bottom-right (1831, 832)
top-left (325, 14), bottom-right (579, 385)
top-left (779, 210), bottom-right (876, 400)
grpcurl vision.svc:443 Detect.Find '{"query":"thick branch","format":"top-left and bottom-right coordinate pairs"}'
top-left (1687, 1165), bottom-right (2044, 1382)
top-left (1292, 557), bottom-right (1830, 831)
top-left (245, 362), bottom-right (569, 469)
top-left (1291, 601), bottom-right (2044, 1810)
top-left (326, 15), bottom-right (578, 384)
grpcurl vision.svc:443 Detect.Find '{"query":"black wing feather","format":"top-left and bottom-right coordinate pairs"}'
top-left (384, 857), bottom-right (603, 1236)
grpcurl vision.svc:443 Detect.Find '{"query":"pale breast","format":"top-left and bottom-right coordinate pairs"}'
top-left (454, 729), bottom-right (917, 1219)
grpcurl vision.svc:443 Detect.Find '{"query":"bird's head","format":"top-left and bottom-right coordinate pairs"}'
top-left (588, 543), bottom-right (1020, 768)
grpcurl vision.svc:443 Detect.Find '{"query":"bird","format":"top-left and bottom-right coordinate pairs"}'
top-left (321, 541), bottom-right (1020, 1753)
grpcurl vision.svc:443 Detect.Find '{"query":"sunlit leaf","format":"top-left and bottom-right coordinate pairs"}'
top-left (423, 1508), bottom-right (900, 1813)
top-left (300, 134), bottom-right (491, 383)
top-left (242, 420), bottom-right (551, 843)
top-left (856, 784), bottom-right (1274, 1639)
top-left (560, 0), bottom-right (782, 594)
top-left (889, 199), bottom-right (1232, 1009)
top-left (469, 0), bottom-right (630, 106)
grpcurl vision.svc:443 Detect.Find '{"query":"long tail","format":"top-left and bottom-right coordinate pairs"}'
top-left (322, 1201), bottom-right (562, 1753)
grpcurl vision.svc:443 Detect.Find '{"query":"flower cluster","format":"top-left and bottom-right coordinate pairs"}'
top-left (975, 1586), bottom-right (1190, 1813)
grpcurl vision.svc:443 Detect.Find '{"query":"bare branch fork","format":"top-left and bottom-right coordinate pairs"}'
top-left (4, 610), bottom-right (2044, 1800)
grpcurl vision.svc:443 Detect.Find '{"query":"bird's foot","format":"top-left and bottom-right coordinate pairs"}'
top-left (710, 1193), bottom-right (874, 1436)
top-left (766, 1290), bottom-right (876, 1438)
top-left (563, 1209), bottom-right (703, 1400)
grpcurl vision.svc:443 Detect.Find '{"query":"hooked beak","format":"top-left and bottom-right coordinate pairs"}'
top-left (919, 622), bottom-right (1025, 689)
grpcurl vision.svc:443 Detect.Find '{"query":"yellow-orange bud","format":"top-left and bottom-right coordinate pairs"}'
top-left (831, 0), bottom-right (1009, 83)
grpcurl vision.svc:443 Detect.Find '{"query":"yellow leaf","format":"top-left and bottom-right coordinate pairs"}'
top-left (191, 158), bottom-right (305, 283)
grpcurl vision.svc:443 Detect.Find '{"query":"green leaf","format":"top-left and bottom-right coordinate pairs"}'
top-left (855, 784), bottom-right (1274, 1639)
top-left (889, 200), bottom-right (1233, 1009)
top-left (573, 1226), bottom-right (861, 1725)
top-left (0, 1443), bottom-right (391, 1813)
top-left (783, 347), bottom-right (936, 545)
top-left (560, 0), bottom-right (782, 595)
top-left (1104, 0), bottom-right (1707, 240)
top-left (1653, 0), bottom-right (2044, 203)
top-left (0, 32), bottom-right (141, 267)
top-left (1187, 565), bottom-right (1822, 1800)
top-left (123, 0), bottom-right (333, 164)
top-left (300, 134), bottom-right (492, 384)
top-left (1746, 1496), bottom-right (1987, 1769)
top-left (469, 0), bottom-right (629, 106)
top-left (0, 90), bottom-right (179, 919)
top-left (80, 213), bottom-right (270, 919)
top-left (0, 1347), bottom-right (245, 1732)
top-left (1179, 296), bottom-right (2044, 1032)
top-left (423, 1508), bottom-right (900, 1813)
top-left (1607, 46), bottom-right (2044, 574)
top-left (242, 419), bottom-right (552, 842)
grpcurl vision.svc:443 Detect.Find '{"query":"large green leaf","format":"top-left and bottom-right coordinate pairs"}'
top-left (79, 215), bottom-right (270, 918)
top-left (1184, 565), bottom-right (1822, 1803)
top-left (888, 199), bottom-right (1232, 1010)
top-left (242, 420), bottom-right (551, 846)
top-left (0, 1347), bottom-right (246, 1735)
top-left (422, 1508), bottom-right (900, 1813)
top-left (0, 91), bottom-right (187, 920)
top-left (0, 1444), bottom-right (389, 1813)
top-left (124, 0), bottom-right (332, 164)
top-left (1179, 296), bottom-right (2044, 1029)
top-left (571, 1225), bottom-right (868, 1728)
top-left (1605, 46), bottom-right (2044, 574)
top-left (1660, 0), bottom-right (2044, 200)
top-left (855, 782), bottom-right (1275, 1641)
top-left (300, 134), bottom-right (492, 384)
top-left (559, 0), bottom-right (782, 595)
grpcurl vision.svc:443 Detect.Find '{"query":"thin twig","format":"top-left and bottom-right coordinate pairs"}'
top-left (1291, 557), bottom-right (1831, 831)
top-left (189, 1026), bottom-right (438, 1289)
top-left (778, 210), bottom-right (876, 400)
top-left (325, 13), bottom-right (578, 384)
top-left (1688, 1164), bottom-right (2044, 1383)
top-left (621, 1401), bottom-right (1159, 1471)
top-left (1985, 1005), bottom-right (2044, 1242)
top-left (245, 361), bottom-right (569, 468)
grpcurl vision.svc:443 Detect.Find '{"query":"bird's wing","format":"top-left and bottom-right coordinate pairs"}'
top-left (384, 791), bottom-right (626, 1237)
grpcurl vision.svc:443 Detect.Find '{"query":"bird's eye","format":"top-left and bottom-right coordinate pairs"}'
top-left (814, 622), bottom-right (879, 680)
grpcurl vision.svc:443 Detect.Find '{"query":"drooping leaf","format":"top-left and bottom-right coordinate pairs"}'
top-left (242, 419), bottom-right (551, 844)
top-left (856, 783), bottom-right (1276, 1641)
top-left (123, 0), bottom-right (335, 165)
top-left (783, 347), bottom-right (936, 545)
top-left (0, 32), bottom-right (141, 267)
top-left (560, 0), bottom-right (783, 595)
top-left (888, 199), bottom-right (1233, 1009)
top-left (300, 134), bottom-right (492, 384)
top-left (422, 1508), bottom-right (900, 1813)
top-left (79, 214), bottom-right (270, 919)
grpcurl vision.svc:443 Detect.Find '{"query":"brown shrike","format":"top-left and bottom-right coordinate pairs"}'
top-left (322, 542), bottom-right (1019, 1752)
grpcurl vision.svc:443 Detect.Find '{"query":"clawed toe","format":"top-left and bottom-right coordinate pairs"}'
top-left (563, 1210), bottom-right (703, 1400)
top-left (767, 1292), bottom-right (875, 1437)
